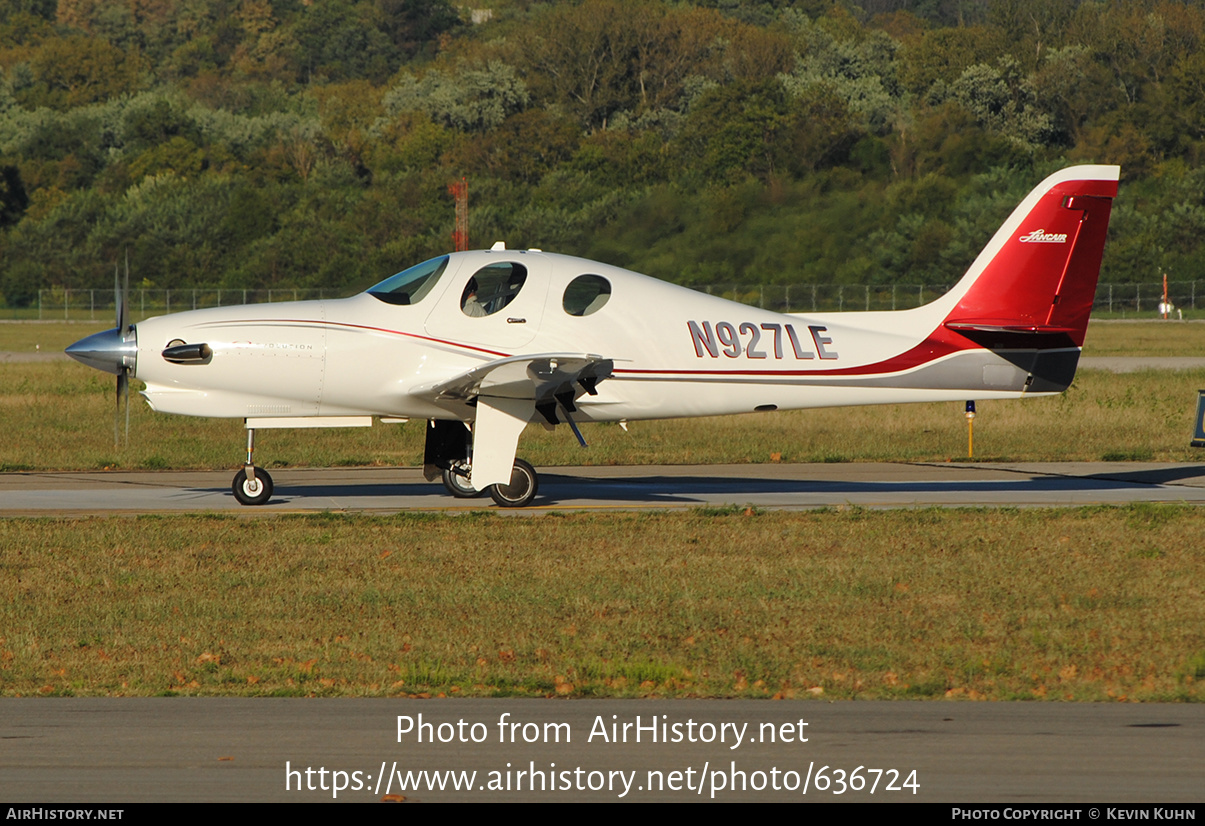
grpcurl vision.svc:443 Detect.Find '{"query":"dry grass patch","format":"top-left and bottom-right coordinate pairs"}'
top-left (1083, 320), bottom-right (1205, 358)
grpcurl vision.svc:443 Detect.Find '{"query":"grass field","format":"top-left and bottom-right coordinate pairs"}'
top-left (2, 507), bottom-right (1202, 700)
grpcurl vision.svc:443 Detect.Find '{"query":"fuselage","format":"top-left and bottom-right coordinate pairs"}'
top-left (130, 248), bottom-right (1064, 425)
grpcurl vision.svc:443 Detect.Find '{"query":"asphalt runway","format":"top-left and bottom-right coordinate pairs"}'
top-left (3, 462), bottom-right (1205, 515)
top-left (2, 698), bottom-right (1202, 802)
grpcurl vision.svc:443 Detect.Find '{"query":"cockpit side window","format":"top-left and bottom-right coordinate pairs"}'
top-left (367, 256), bottom-right (449, 305)
top-left (461, 262), bottom-right (528, 317)
top-left (563, 274), bottom-right (611, 316)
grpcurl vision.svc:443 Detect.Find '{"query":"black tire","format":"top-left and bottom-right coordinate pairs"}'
top-left (442, 465), bottom-right (484, 498)
top-left (232, 466), bottom-right (273, 506)
top-left (489, 458), bottom-right (538, 508)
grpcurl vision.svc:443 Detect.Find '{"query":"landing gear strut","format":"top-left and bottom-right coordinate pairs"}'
top-left (424, 420), bottom-right (539, 507)
top-left (231, 427), bottom-right (273, 506)
top-left (442, 458), bottom-right (538, 506)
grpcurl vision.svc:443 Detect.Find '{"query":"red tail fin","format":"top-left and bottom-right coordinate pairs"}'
top-left (943, 166), bottom-right (1119, 348)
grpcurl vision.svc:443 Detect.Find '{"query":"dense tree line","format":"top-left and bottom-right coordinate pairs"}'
top-left (2, 0), bottom-right (1204, 306)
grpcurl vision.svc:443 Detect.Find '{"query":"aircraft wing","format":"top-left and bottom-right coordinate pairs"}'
top-left (411, 353), bottom-right (613, 404)
top-left (411, 353), bottom-right (613, 490)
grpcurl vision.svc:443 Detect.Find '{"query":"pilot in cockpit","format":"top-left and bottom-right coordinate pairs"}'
top-left (462, 277), bottom-right (489, 317)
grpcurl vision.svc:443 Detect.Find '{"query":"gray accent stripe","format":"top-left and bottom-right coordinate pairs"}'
top-left (614, 349), bottom-right (1081, 393)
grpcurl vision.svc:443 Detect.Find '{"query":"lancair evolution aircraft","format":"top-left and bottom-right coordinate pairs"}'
top-left (66, 165), bottom-right (1119, 506)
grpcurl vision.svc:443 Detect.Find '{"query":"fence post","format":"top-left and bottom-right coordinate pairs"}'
top-left (811, 284), bottom-right (817, 312)
top-left (90, 289), bottom-right (94, 320)
top-left (38, 289), bottom-right (42, 320)
top-left (1108, 283), bottom-right (1113, 314)
top-left (865, 284), bottom-right (870, 311)
top-left (64, 288), bottom-right (69, 320)
top-left (1136, 284), bottom-right (1140, 313)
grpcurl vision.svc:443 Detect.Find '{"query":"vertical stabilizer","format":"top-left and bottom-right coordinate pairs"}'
top-left (942, 165), bottom-right (1119, 348)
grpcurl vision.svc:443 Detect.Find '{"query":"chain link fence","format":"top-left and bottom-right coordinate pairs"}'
top-left (693, 283), bottom-right (951, 313)
top-left (1091, 281), bottom-right (1202, 318)
top-left (4, 281), bottom-right (1203, 321)
top-left (8, 288), bottom-right (334, 321)
top-left (694, 281), bottom-right (1203, 317)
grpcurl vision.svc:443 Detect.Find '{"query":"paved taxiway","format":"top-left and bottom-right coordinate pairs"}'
top-left (2, 461), bottom-right (1205, 514)
top-left (2, 699), bottom-right (1201, 802)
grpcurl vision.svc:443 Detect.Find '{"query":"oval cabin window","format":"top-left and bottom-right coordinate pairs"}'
top-left (562, 275), bottom-right (611, 317)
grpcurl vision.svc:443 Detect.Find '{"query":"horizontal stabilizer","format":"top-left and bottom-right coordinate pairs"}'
top-left (945, 321), bottom-right (1077, 335)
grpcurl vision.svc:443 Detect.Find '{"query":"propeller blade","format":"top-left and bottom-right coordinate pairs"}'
top-left (120, 249), bottom-right (130, 335)
top-left (113, 252), bottom-right (132, 448)
top-left (122, 369), bottom-right (130, 445)
top-left (115, 370), bottom-right (126, 447)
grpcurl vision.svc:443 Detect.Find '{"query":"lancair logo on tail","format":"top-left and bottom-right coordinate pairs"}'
top-left (1018, 229), bottom-right (1068, 243)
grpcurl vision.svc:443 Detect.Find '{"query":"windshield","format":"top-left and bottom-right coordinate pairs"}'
top-left (367, 256), bottom-right (449, 305)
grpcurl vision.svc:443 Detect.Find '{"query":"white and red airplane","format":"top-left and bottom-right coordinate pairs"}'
top-left (66, 165), bottom-right (1119, 506)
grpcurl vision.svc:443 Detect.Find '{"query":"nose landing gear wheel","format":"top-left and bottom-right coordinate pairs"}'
top-left (489, 458), bottom-right (538, 508)
top-left (232, 466), bottom-right (273, 506)
top-left (442, 464), bottom-right (484, 498)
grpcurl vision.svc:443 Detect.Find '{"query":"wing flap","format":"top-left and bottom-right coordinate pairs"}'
top-left (411, 353), bottom-right (614, 403)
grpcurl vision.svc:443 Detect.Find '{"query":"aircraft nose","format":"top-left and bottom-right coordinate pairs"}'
top-left (65, 326), bottom-right (138, 375)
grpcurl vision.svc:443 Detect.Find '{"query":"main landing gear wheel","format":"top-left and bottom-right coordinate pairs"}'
top-left (442, 464), bottom-right (484, 498)
top-left (489, 458), bottom-right (538, 508)
top-left (232, 466), bottom-right (273, 506)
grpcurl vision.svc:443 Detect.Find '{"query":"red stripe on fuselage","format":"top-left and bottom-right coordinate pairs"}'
top-left (193, 318), bottom-right (512, 359)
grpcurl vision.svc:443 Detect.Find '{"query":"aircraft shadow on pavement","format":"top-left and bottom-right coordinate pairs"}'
top-left (529, 472), bottom-right (1149, 505)
top-left (1078, 465), bottom-right (1205, 486)
top-left (191, 470), bottom-right (1171, 507)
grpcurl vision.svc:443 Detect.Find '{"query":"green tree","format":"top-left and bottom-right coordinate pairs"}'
top-left (383, 61), bottom-right (529, 132)
top-left (18, 36), bottom-right (145, 109)
top-left (0, 164), bottom-right (29, 228)
top-left (291, 0), bottom-right (400, 83)
top-left (898, 24), bottom-right (1006, 96)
